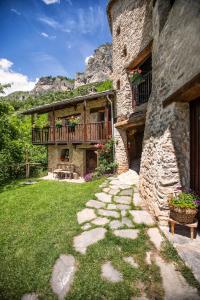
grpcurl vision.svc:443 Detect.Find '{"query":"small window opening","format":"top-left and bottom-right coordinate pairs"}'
top-left (123, 45), bottom-right (127, 57)
top-left (60, 149), bottom-right (69, 162)
top-left (116, 26), bottom-right (121, 36)
top-left (117, 80), bottom-right (120, 90)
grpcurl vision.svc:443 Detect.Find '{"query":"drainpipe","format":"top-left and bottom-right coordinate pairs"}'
top-left (106, 94), bottom-right (115, 162)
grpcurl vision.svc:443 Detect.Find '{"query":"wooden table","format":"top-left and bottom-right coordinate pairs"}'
top-left (168, 218), bottom-right (198, 240)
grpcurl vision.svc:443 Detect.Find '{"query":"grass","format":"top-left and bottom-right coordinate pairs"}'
top-left (0, 178), bottom-right (164, 300)
top-left (0, 179), bottom-right (102, 299)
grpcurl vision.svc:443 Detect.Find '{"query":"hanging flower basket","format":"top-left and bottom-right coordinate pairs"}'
top-left (55, 119), bottom-right (62, 128)
top-left (129, 68), bottom-right (143, 85)
top-left (168, 192), bottom-right (198, 224)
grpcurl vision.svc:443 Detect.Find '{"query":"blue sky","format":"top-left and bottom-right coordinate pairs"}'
top-left (0, 0), bottom-right (111, 94)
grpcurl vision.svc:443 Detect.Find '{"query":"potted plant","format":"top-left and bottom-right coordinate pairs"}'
top-left (56, 119), bottom-right (62, 128)
top-left (129, 68), bottom-right (143, 85)
top-left (168, 192), bottom-right (198, 224)
top-left (68, 116), bottom-right (80, 129)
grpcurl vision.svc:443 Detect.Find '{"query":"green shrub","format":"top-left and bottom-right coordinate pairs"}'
top-left (95, 140), bottom-right (117, 177)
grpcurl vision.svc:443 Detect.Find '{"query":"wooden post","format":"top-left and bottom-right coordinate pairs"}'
top-left (52, 109), bottom-right (55, 143)
top-left (25, 148), bottom-right (30, 178)
top-left (84, 100), bottom-right (87, 142)
top-left (105, 103), bottom-right (109, 140)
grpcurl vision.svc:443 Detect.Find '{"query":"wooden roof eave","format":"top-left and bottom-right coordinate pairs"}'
top-left (21, 90), bottom-right (115, 116)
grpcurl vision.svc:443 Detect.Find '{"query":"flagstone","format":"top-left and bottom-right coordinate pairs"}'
top-left (122, 217), bottom-right (133, 228)
top-left (81, 223), bottom-right (92, 231)
top-left (98, 209), bottom-right (120, 219)
top-left (50, 255), bottom-right (76, 300)
top-left (86, 199), bottom-right (105, 209)
top-left (113, 229), bottom-right (139, 240)
top-left (73, 228), bottom-right (107, 254)
top-left (21, 294), bottom-right (38, 300)
top-left (77, 208), bottom-right (96, 224)
top-left (109, 188), bottom-right (120, 195)
top-left (147, 228), bottom-right (164, 250)
top-left (130, 210), bottom-right (154, 226)
top-left (121, 210), bottom-right (127, 217)
top-left (109, 220), bottom-right (123, 229)
top-left (145, 251), bottom-right (152, 265)
top-left (155, 255), bottom-right (199, 300)
top-left (91, 217), bottom-right (110, 226)
top-left (114, 196), bottom-right (131, 205)
top-left (133, 193), bottom-right (142, 207)
top-left (95, 192), bottom-right (112, 203)
top-left (123, 256), bottom-right (138, 268)
top-left (116, 204), bottom-right (131, 210)
top-left (119, 189), bottom-right (133, 196)
top-left (101, 261), bottom-right (123, 283)
top-left (107, 204), bottom-right (117, 210)
top-left (103, 187), bottom-right (110, 193)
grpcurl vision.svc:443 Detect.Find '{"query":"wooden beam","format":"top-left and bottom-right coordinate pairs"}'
top-left (52, 109), bottom-right (55, 143)
top-left (163, 73), bottom-right (200, 107)
top-left (84, 100), bottom-right (87, 142)
top-left (105, 103), bottom-right (109, 138)
top-left (125, 41), bottom-right (153, 70)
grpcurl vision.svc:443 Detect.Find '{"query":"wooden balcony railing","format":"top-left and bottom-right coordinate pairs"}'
top-left (32, 122), bottom-right (112, 145)
top-left (132, 71), bottom-right (152, 105)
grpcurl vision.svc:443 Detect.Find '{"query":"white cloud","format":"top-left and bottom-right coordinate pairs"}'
top-left (0, 58), bottom-right (37, 96)
top-left (38, 16), bottom-right (60, 29)
top-left (0, 58), bottom-right (13, 70)
top-left (41, 32), bottom-right (49, 38)
top-left (10, 8), bottom-right (21, 15)
top-left (38, 16), bottom-right (71, 34)
top-left (41, 32), bottom-right (56, 39)
top-left (41, 0), bottom-right (60, 4)
top-left (85, 55), bottom-right (93, 65)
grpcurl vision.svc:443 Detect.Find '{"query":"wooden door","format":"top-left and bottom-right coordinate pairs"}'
top-left (190, 98), bottom-right (200, 195)
top-left (86, 150), bottom-right (97, 174)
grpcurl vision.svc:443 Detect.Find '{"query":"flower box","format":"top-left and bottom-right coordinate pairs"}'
top-left (168, 192), bottom-right (198, 224)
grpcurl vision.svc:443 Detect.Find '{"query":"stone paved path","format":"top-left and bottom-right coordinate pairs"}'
top-left (72, 169), bottom-right (200, 299)
top-left (22, 170), bottom-right (200, 299)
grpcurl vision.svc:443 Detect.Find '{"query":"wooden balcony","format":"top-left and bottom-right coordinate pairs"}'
top-left (32, 122), bottom-right (112, 145)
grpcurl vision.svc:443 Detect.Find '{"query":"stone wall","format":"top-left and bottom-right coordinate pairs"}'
top-left (48, 144), bottom-right (85, 176)
top-left (140, 0), bottom-right (200, 223)
top-left (109, 0), bottom-right (200, 223)
top-left (108, 0), bottom-right (153, 173)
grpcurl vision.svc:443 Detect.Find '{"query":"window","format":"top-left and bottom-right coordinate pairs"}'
top-left (131, 55), bottom-right (152, 106)
top-left (123, 45), bottom-right (127, 57)
top-left (116, 26), bottom-right (121, 36)
top-left (117, 79), bottom-right (120, 90)
top-left (60, 149), bottom-right (69, 162)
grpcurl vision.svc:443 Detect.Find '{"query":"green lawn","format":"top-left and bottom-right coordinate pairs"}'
top-left (0, 178), bottom-right (168, 300)
top-left (0, 179), bottom-right (103, 300)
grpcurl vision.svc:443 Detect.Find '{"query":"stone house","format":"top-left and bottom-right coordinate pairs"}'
top-left (23, 91), bottom-right (115, 177)
top-left (107, 0), bottom-right (200, 223)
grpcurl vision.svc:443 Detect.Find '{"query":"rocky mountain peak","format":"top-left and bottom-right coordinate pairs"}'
top-left (31, 76), bottom-right (74, 95)
top-left (75, 43), bottom-right (112, 88)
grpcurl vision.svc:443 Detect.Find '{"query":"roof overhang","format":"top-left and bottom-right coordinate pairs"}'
top-left (21, 90), bottom-right (115, 115)
top-left (115, 112), bottom-right (146, 129)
